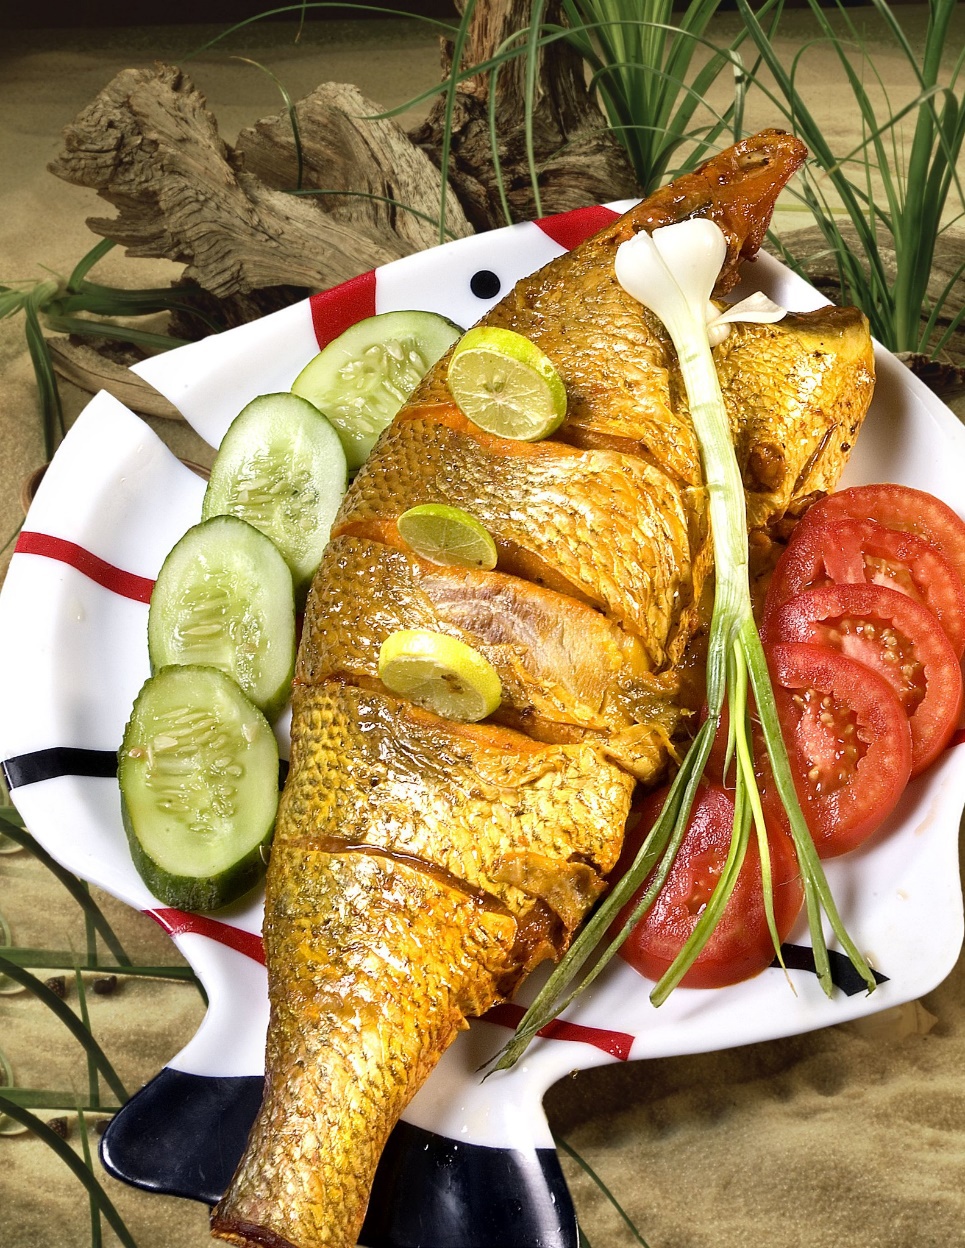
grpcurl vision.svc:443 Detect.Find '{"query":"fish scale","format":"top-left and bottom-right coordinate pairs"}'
top-left (298, 534), bottom-right (680, 777)
top-left (335, 413), bottom-right (693, 667)
top-left (715, 308), bottom-right (875, 529)
top-left (277, 683), bottom-right (636, 927)
top-left (211, 131), bottom-right (879, 1248)
top-left (213, 848), bottom-right (519, 1248)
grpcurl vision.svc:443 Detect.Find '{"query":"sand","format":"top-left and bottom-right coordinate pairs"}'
top-left (2, 12), bottom-right (965, 1248)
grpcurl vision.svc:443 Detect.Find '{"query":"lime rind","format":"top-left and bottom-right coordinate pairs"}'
top-left (378, 628), bottom-right (502, 723)
top-left (397, 503), bottom-right (498, 571)
top-left (447, 325), bottom-right (567, 442)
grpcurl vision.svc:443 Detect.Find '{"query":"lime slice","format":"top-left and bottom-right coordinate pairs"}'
top-left (446, 326), bottom-right (567, 442)
top-left (378, 629), bottom-right (502, 722)
top-left (292, 310), bottom-right (462, 470)
top-left (397, 504), bottom-right (498, 570)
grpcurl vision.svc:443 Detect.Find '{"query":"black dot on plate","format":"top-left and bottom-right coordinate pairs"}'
top-left (470, 269), bottom-right (502, 300)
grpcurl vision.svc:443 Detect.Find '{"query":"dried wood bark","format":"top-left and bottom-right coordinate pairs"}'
top-left (410, 0), bottom-right (639, 230)
top-left (235, 81), bottom-right (473, 253)
top-left (42, 0), bottom-right (640, 415)
top-left (49, 64), bottom-right (468, 302)
top-left (48, 2), bottom-right (637, 313)
top-left (45, 337), bottom-right (184, 420)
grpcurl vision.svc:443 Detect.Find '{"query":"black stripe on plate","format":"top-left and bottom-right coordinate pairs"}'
top-left (2, 749), bottom-right (290, 790)
top-left (101, 1070), bottom-right (579, 1247)
top-left (2, 747), bottom-right (117, 789)
top-left (776, 943), bottom-right (889, 996)
top-left (100, 1069), bottom-right (265, 1206)
top-left (363, 1119), bottom-right (578, 1248)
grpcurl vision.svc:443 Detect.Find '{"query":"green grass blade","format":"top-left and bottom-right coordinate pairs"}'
top-left (183, 3), bottom-right (459, 61)
top-left (41, 312), bottom-right (190, 353)
top-left (0, 1097), bottom-right (139, 1248)
top-left (232, 56), bottom-right (304, 190)
top-left (290, 188), bottom-right (457, 238)
top-left (77, 1109), bottom-right (104, 1248)
top-left (0, 1088), bottom-right (122, 1112)
top-left (0, 819), bottom-right (133, 966)
top-left (556, 1135), bottom-right (652, 1246)
top-left (23, 292), bottom-right (63, 459)
top-left (523, 0), bottom-right (548, 218)
top-left (0, 949), bottom-right (197, 979)
top-left (487, 37), bottom-right (515, 226)
top-left (0, 957), bottom-right (129, 1103)
top-left (437, 0), bottom-right (476, 245)
top-left (66, 239), bottom-right (116, 292)
top-left (74, 967), bottom-right (101, 1111)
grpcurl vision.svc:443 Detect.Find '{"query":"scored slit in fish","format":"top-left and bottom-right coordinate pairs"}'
top-left (211, 130), bottom-right (875, 1248)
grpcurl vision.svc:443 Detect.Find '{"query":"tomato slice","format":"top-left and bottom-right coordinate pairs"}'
top-left (763, 642), bottom-right (912, 857)
top-left (770, 583), bottom-right (963, 776)
top-left (799, 483), bottom-right (965, 589)
top-left (613, 781), bottom-right (804, 989)
top-left (762, 516), bottom-right (965, 657)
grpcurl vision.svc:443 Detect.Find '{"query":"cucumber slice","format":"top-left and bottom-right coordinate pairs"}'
top-left (119, 665), bottom-right (279, 912)
top-left (291, 310), bottom-right (462, 470)
top-left (148, 515), bottom-right (295, 720)
top-left (202, 392), bottom-right (347, 601)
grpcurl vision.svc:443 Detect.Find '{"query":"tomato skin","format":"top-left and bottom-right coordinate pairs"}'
top-left (770, 583), bottom-right (963, 776)
top-left (764, 642), bottom-right (913, 858)
top-left (614, 782), bottom-right (804, 989)
top-left (799, 483), bottom-right (965, 589)
top-left (762, 516), bottom-right (965, 657)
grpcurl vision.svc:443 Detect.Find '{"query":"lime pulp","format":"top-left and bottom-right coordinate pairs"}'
top-left (397, 504), bottom-right (498, 570)
top-left (446, 326), bottom-right (567, 442)
top-left (378, 629), bottom-right (502, 722)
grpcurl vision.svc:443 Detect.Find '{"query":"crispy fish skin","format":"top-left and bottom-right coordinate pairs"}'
top-left (299, 535), bottom-right (680, 779)
top-left (334, 411), bottom-right (693, 667)
top-left (212, 847), bottom-right (519, 1248)
top-left (212, 131), bottom-right (875, 1248)
top-left (212, 686), bottom-right (635, 1248)
top-left (717, 307), bottom-right (875, 529)
top-left (276, 684), bottom-right (637, 936)
top-left (407, 129), bottom-right (810, 487)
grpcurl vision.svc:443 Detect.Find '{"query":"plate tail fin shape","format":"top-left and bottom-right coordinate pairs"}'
top-left (210, 131), bottom-right (807, 1248)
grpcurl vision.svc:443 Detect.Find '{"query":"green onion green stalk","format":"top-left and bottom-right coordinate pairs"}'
top-left (495, 219), bottom-right (875, 1072)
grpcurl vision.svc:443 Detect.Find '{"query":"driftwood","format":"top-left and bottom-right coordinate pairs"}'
top-left (45, 337), bottom-right (184, 420)
top-left (48, 65), bottom-right (467, 300)
top-left (411, 0), bottom-right (638, 229)
top-left (47, 1), bottom-right (635, 317)
top-left (44, 0), bottom-right (639, 403)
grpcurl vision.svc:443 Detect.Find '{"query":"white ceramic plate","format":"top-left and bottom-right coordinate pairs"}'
top-left (2, 202), bottom-right (963, 1244)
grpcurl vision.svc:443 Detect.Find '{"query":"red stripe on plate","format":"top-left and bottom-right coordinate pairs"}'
top-left (145, 909), bottom-right (632, 1056)
top-left (15, 531), bottom-right (155, 604)
top-left (484, 1001), bottom-right (634, 1061)
top-left (309, 269), bottom-right (378, 350)
top-left (146, 908), bottom-right (267, 967)
top-left (533, 204), bottom-right (621, 251)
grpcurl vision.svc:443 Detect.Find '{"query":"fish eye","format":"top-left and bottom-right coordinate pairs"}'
top-left (470, 270), bottom-right (501, 300)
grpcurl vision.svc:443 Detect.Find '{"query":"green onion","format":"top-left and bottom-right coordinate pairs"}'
top-left (493, 218), bottom-right (875, 1072)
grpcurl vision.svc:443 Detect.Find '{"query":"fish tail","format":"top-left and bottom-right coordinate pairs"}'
top-left (211, 844), bottom-right (518, 1248)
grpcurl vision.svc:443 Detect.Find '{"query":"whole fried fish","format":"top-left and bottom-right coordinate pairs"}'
top-left (211, 131), bottom-right (874, 1248)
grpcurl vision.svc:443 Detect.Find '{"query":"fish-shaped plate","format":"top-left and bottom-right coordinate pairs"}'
top-left (2, 203), bottom-right (965, 1248)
